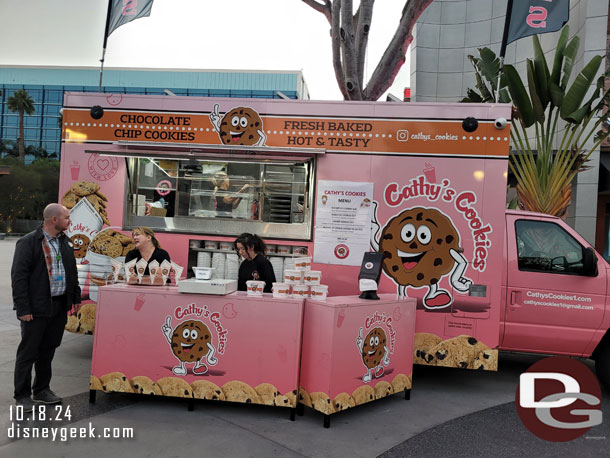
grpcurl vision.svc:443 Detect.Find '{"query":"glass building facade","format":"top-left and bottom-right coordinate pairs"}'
top-left (0, 67), bottom-right (309, 161)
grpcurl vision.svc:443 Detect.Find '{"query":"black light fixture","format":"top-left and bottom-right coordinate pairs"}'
top-left (90, 105), bottom-right (104, 120)
top-left (462, 117), bottom-right (478, 132)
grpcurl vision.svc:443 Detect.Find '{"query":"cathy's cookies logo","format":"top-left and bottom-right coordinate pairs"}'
top-left (161, 304), bottom-right (228, 376)
top-left (355, 311), bottom-right (397, 383)
top-left (371, 173), bottom-right (493, 310)
top-left (209, 104), bottom-right (267, 146)
top-left (88, 153), bottom-right (119, 181)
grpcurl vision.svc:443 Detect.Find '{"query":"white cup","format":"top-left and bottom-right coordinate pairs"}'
top-left (272, 282), bottom-right (291, 298)
top-left (303, 270), bottom-right (321, 285)
top-left (294, 257), bottom-right (312, 271)
top-left (219, 241), bottom-right (233, 251)
top-left (310, 285), bottom-right (328, 300)
top-left (284, 269), bottom-right (303, 285)
top-left (292, 246), bottom-right (308, 255)
top-left (204, 240), bottom-right (219, 250)
top-left (292, 284), bottom-right (309, 299)
top-left (277, 245), bottom-right (291, 254)
top-left (246, 280), bottom-right (265, 296)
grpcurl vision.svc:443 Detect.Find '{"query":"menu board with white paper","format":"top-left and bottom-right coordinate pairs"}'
top-left (313, 181), bottom-right (374, 266)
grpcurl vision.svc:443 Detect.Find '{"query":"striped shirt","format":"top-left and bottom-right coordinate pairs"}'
top-left (43, 231), bottom-right (66, 297)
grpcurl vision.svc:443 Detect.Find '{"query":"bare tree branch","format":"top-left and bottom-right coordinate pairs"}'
top-left (331, 1), bottom-right (348, 99)
top-left (365, 0), bottom-right (433, 100)
top-left (340, 0), bottom-right (362, 100)
top-left (301, 0), bottom-right (332, 24)
top-left (355, 0), bottom-right (374, 90)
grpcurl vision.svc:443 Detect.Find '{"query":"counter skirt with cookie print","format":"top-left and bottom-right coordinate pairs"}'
top-left (90, 373), bottom-right (298, 408)
top-left (413, 333), bottom-right (498, 371)
top-left (297, 373), bottom-right (412, 415)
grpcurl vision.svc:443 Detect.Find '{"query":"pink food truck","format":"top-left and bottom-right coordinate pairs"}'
top-left (59, 93), bottom-right (610, 413)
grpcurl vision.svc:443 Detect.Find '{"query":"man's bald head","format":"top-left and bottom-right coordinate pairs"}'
top-left (43, 203), bottom-right (66, 221)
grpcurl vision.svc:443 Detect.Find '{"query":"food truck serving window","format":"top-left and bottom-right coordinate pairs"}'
top-left (125, 157), bottom-right (314, 240)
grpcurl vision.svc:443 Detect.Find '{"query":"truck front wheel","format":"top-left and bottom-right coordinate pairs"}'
top-left (595, 340), bottom-right (610, 390)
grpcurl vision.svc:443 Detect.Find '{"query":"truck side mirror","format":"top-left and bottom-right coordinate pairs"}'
top-left (582, 247), bottom-right (598, 277)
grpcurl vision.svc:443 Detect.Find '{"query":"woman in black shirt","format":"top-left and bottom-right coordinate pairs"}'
top-left (124, 226), bottom-right (171, 276)
top-left (212, 171), bottom-right (249, 216)
top-left (234, 233), bottom-right (276, 293)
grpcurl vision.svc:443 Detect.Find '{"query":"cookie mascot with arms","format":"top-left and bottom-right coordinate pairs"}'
top-left (371, 202), bottom-right (472, 309)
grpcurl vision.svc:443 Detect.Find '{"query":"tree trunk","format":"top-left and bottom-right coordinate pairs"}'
top-left (18, 108), bottom-right (25, 164)
top-left (303, 0), bottom-right (433, 101)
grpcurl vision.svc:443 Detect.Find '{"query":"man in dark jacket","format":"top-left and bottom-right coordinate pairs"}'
top-left (12, 203), bottom-right (81, 412)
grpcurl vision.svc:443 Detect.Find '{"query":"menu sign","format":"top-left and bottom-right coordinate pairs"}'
top-left (314, 181), bottom-right (374, 266)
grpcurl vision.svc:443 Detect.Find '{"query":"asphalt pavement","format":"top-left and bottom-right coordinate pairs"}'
top-left (0, 237), bottom-right (607, 458)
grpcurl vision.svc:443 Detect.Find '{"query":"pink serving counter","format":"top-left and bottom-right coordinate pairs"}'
top-left (90, 284), bottom-right (304, 410)
top-left (299, 295), bottom-right (416, 425)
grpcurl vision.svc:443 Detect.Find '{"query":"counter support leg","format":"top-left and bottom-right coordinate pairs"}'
top-left (323, 414), bottom-right (330, 428)
top-left (290, 408), bottom-right (296, 421)
top-left (187, 399), bottom-right (194, 411)
top-left (89, 390), bottom-right (96, 404)
top-left (296, 403), bottom-right (304, 416)
top-left (405, 389), bottom-right (411, 400)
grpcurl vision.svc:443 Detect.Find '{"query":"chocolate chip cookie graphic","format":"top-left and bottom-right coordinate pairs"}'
top-left (209, 104), bottom-right (267, 146)
top-left (378, 207), bottom-right (472, 309)
top-left (162, 316), bottom-right (218, 376)
top-left (71, 233), bottom-right (90, 259)
top-left (356, 326), bottom-right (390, 383)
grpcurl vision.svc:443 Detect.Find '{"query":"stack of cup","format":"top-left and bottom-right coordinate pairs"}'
top-left (282, 256), bottom-right (328, 300)
top-left (269, 256), bottom-right (284, 285)
top-left (225, 254), bottom-right (239, 280)
top-left (197, 251), bottom-right (212, 268)
top-left (211, 253), bottom-right (226, 279)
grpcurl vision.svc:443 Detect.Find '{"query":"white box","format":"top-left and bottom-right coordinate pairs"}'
top-left (178, 278), bottom-right (237, 295)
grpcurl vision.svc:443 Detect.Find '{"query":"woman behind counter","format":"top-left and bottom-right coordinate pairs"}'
top-left (125, 226), bottom-right (171, 276)
top-left (235, 233), bottom-right (276, 293)
top-left (212, 171), bottom-right (249, 214)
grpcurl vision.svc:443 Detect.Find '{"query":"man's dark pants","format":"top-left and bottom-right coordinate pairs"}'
top-left (14, 296), bottom-right (67, 400)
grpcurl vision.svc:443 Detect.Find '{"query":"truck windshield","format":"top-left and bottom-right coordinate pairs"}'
top-left (515, 220), bottom-right (586, 274)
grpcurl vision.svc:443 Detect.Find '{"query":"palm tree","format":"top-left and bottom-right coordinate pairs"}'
top-left (7, 89), bottom-right (35, 164)
top-left (463, 26), bottom-right (610, 218)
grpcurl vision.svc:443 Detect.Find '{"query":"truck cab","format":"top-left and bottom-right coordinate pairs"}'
top-left (501, 210), bottom-right (610, 385)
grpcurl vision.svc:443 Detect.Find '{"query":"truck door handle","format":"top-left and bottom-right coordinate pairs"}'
top-left (510, 290), bottom-right (521, 309)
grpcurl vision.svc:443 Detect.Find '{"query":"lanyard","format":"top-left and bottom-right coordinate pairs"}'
top-left (48, 238), bottom-right (62, 262)
top-left (48, 238), bottom-right (63, 282)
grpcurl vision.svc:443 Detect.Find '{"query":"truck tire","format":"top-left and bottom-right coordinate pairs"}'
top-left (595, 340), bottom-right (610, 390)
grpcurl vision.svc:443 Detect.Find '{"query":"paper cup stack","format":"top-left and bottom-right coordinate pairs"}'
top-left (197, 251), bottom-right (212, 268)
top-left (211, 253), bottom-right (226, 279)
top-left (225, 253), bottom-right (239, 280)
top-left (281, 256), bottom-right (328, 300)
top-left (269, 256), bottom-right (284, 284)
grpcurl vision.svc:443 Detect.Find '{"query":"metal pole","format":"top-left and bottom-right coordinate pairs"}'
top-left (99, 0), bottom-right (114, 93)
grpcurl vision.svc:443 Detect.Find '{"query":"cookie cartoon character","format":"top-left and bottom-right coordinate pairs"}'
top-left (371, 204), bottom-right (471, 309)
top-left (71, 234), bottom-right (90, 259)
top-left (162, 316), bottom-right (218, 376)
top-left (209, 104), bottom-right (267, 146)
top-left (356, 327), bottom-right (390, 383)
